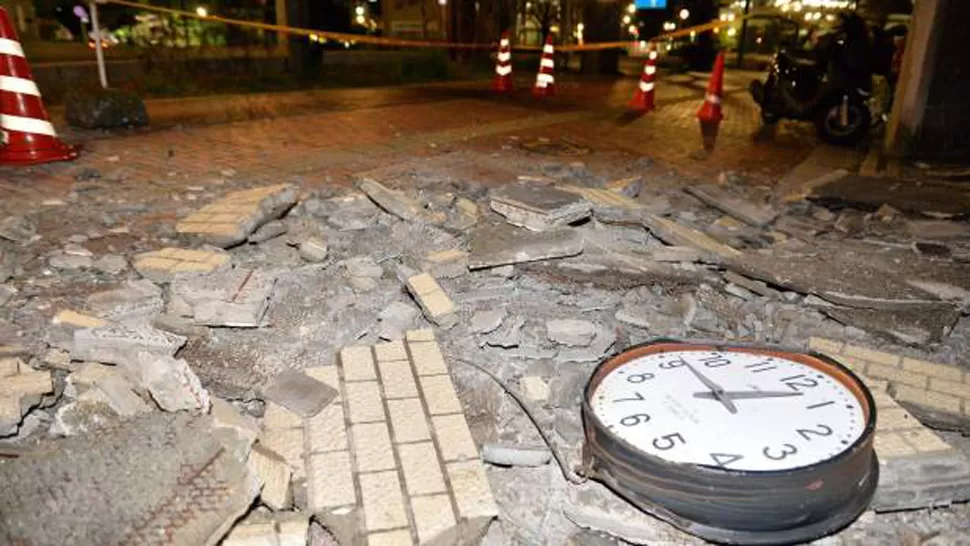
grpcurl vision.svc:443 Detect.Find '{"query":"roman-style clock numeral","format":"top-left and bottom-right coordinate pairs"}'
top-left (745, 360), bottom-right (778, 373)
top-left (710, 452), bottom-right (744, 468)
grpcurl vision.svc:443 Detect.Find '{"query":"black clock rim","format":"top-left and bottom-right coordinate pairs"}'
top-left (582, 337), bottom-right (878, 477)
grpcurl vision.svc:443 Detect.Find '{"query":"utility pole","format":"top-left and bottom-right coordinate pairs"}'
top-left (737, 0), bottom-right (751, 68)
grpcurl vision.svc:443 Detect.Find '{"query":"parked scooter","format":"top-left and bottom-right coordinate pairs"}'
top-left (750, 13), bottom-right (875, 146)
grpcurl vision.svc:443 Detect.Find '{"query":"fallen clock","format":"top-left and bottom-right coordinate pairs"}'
top-left (581, 339), bottom-right (878, 545)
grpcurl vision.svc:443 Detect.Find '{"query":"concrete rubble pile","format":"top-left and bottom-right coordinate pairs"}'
top-left (1, 163), bottom-right (970, 546)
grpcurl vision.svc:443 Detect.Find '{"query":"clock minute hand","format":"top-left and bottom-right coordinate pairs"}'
top-left (694, 390), bottom-right (805, 401)
top-left (683, 363), bottom-right (738, 414)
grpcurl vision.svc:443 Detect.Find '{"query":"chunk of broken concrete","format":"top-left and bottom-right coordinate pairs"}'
top-left (0, 215), bottom-right (36, 243)
top-left (299, 237), bottom-right (329, 262)
top-left (0, 358), bottom-right (54, 436)
top-left (378, 301), bottom-right (420, 340)
top-left (126, 352), bottom-right (210, 412)
top-left (481, 444), bottom-right (552, 467)
top-left (490, 183), bottom-right (591, 231)
top-left (469, 224), bottom-right (584, 269)
top-left (249, 444), bottom-right (293, 510)
top-left (85, 279), bottom-right (164, 325)
top-left (357, 178), bottom-right (446, 224)
top-left (471, 309), bottom-right (506, 334)
top-left (72, 323), bottom-right (186, 366)
top-left (211, 397), bottom-right (260, 462)
top-left (422, 248), bottom-right (469, 279)
top-left (262, 370), bottom-right (338, 418)
top-left (685, 185), bottom-right (778, 227)
top-left (222, 511), bottom-right (309, 546)
top-left (248, 220), bottom-right (288, 243)
top-left (546, 319), bottom-right (598, 347)
top-left (171, 267), bottom-right (278, 328)
top-left (176, 183), bottom-right (299, 248)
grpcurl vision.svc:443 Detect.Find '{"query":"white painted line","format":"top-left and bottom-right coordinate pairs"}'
top-left (0, 38), bottom-right (24, 57)
top-left (0, 114), bottom-right (56, 137)
top-left (0, 76), bottom-right (40, 96)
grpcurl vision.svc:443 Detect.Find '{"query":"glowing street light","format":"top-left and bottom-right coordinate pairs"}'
top-left (355, 5), bottom-right (365, 15)
top-left (627, 3), bottom-right (636, 14)
top-left (195, 6), bottom-right (208, 17)
top-left (623, 15), bottom-right (632, 24)
top-left (679, 8), bottom-right (690, 20)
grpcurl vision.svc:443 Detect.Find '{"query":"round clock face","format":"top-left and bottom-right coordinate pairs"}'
top-left (589, 349), bottom-right (866, 472)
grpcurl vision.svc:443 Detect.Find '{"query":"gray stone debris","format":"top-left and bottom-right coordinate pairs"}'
top-left (0, 412), bottom-right (259, 546)
top-left (685, 185), bottom-right (778, 227)
top-left (546, 319), bottom-right (598, 347)
top-left (615, 305), bottom-right (651, 330)
top-left (557, 327), bottom-right (616, 363)
top-left (377, 301), bottom-right (420, 340)
top-left (357, 178), bottom-right (445, 224)
top-left (469, 224), bottom-right (584, 269)
top-left (314, 192), bottom-right (381, 231)
top-left (471, 309), bottom-right (507, 334)
top-left (481, 444), bottom-right (552, 467)
top-left (92, 254), bottom-right (128, 275)
top-left (172, 267), bottom-right (278, 328)
top-left (299, 237), bottom-right (329, 262)
top-left (490, 183), bottom-right (591, 231)
top-left (484, 316), bottom-right (526, 348)
top-left (0, 215), bottom-right (36, 243)
top-left (86, 279), bottom-right (164, 324)
top-left (0, 284), bottom-right (15, 307)
top-left (248, 220), bottom-right (287, 243)
top-left (344, 256), bottom-right (384, 278)
top-left (261, 370), bottom-right (338, 418)
top-left (125, 352), bottom-right (210, 412)
top-left (72, 323), bottom-right (186, 365)
top-left (49, 253), bottom-right (94, 270)
top-left (422, 249), bottom-right (469, 279)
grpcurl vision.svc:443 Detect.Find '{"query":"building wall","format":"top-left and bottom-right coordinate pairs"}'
top-left (382, 0), bottom-right (445, 39)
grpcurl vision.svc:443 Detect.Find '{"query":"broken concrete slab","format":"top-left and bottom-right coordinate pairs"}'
top-left (557, 328), bottom-right (616, 363)
top-left (171, 267), bottom-right (278, 328)
top-left (210, 397), bottom-right (260, 462)
top-left (490, 183), bottom-right (591, 231)
top-left (0, 412), bottom-right (259, 546)
top-left (468, 224), bottom-right (584, 270)
top-left (422, 249), bottom-right (469, 279)
top-left (71, 323), bottom-right (186, 366)
top-left (604, 176), bottom-right (642, 198)
top-left (127, 352), bottom-right (210, 412)
top-left (248, 220), bottom-right (287, 243)
top-left (483, 317), bottom-right (525, 348)
top-left (642, 214), bottom-right (740, 260)
top-left (133, 247), bottom-right (231, 284)
top-left (0, 215), bottom-right (36, 244)
top-left (378, 301), bottom-right (420, 341)
top-left (481, 444), bottom-right (551, 467)
top-left (53, 309), bottom-right (109, 329)
top-left (176, 184), bottom-right (299, 248)
top-left (249, 444), bottom-right (293, 510)
top-left (0, 358), bottom-right (53, 436)
top-left (93, 254), bottom-right (128, 275)
top-left (723, 271), bottom-right (781, 299)
top-left (546, 319), bottom-right (597, 346)
top-left (343, 256), bottom-right (384, 279)
top-left (811, 174), bottom-right (970, 217)
top-left (262, 370), bottom-right (338, 418)
top-left (406, 272), bottom-right (458, 328)
top-left (471, 309), bottom-right (506, 335)
top-left (357, 178), bottom-right (446, 225)
top-left (820, 304), bottom-right (961, 345)
top-left (685, 185), bottom-right (778, 227)
top-left (86, 279), bottom-right (165, 325)
top-left (519, 376), bottom-right (551, 402)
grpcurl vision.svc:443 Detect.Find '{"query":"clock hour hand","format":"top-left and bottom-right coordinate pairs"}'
top-left (683, 363), bottom-right (738, 414)
top-left (694, 390), bottom-right (805, 401)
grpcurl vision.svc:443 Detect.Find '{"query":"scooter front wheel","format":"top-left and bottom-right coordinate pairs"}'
top-left (816, 98), bottom-right (871, 146)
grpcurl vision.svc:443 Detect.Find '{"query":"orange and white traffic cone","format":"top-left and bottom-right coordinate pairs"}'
top-left (696, 51), bottom-right (726, 154)
top-left (492, 31), bottom-right (513, 94)
top-left (628, 48), bottom-right (657, 113)
top-left (532, 35), bottom-right (555, 98)
top-left (0, 7), bottom-right (79, 166)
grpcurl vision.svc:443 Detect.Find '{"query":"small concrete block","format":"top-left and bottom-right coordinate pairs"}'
top-left (340, 346), bottom-right (377, 382)
top-left (53, 310), bottom-right (109, 329)
top-left (432, 414), bottom-right (478, 461)
top-left (903, 358), bottom-right (965, 382)
top-left (368, 530), bottom-right (413, 546)
top-left (307, 401), bottom-right (348, 454)
top-left (406, 329), bottom-right (435, 342)
top-left (420, 374), bottom-right (462, 415)
top-left (308, 451), bottom-right (356, 510)
top-left (262, 427), bottom-right (306, 479)
top-left (378, 360), bottom-right (419, 399)
top-left (375, 340), bottom-right (409, 362)
top-left (388, 398), bottom-right (431, 444)
top-left (211, 397), bottom-right (260, 458)
top-left (892, 384), bottom-right (962, 414)
top-left (262, 370), bottom-right (338, 418)
top-left (249, 444), bottom-right (292, 510)
top-left (130, 352), bottom-right (209, 412)
top-left (177, 184), bottom-right (298, 247)
top-left (546, 319), bottom-right (597, 347)
top-left (264, 401), bottom-right (303, 430)
top-left (929, 378), bottom-right (970, 399)
top-left (406, 273), bottom-right (439, 297)
top-left (299, 237), bottom-right (329, 262)
top-left (408, 341), bottom-right (448, 376)
top-left (352, 422), bottom-right (396, 472)
top-left (223, 511), bottom-right (309, 546)
top-left (411, 494), bottom-right (457, 545)
top-left (808, 337), bottom-right (844, 356)
top-left (900, 428), bottom-right (952, 454)
top-left (446, 460), bottom-right (499, 522)
top-left (422, 249), bottom-right (469, 279)
top-left (842, 344), bottom-right (901, 367)
top-left (360, 470), bottom-right (409, 532)
top-left (398, 442), bottom-right (447, 496)
top-left (345, 381), bottom-right (386, 423)
top-left (406, 274), bottom-right (457, 327)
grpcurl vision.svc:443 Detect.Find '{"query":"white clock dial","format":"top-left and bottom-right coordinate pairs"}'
top-left (590, 350), bottom-right (866, 471)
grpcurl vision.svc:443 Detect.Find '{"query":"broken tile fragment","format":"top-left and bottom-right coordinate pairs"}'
top-left (546, 319), bottom-right (597, 347)
top-left (127, 352), bottom-right (210, 412)
top-left (262, 370), bottom-right (338, 418)
top-left (468, 224), bottom-right (584, 269)
top-left (406, 273), bottom-right (457, 329)
top-left (249, 444), bottom-right (293, 510)
top-left (684, 184), bottom-right (778, 227)
top-left (71, 323), bottom-right (186, 366)
top-left (176, 184), bottom-right (298, 247)
top-left (0, 358), bottom-right (53, 436)
top-left (422, 249), bottom-right (469, 279)
top-left (357, 178), bottom-right (446, 225)
top-left (133, 247), bottom-right (231, 283)
top-left (171, 267), bottom-right (278, 328)
top-left (491, 183), bottom-right (591, 231)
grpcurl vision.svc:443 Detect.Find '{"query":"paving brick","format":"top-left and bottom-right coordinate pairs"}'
top-left (308, 451), bottom-right (356, 510)
top-left (928, 378), bottom-right (970, 399)
top-left (407, 341), bottom-right (448, 376)
top-left (866, 364), bottom-right (929, 389)
top-left (420, 374), bottom-right (462, 415)
top-left (411, 494), bottom-right (457, 544)
top-left (263, 401), bottom-right (303, 430)
top-left (304, 366), bottom-right (341, 391)
top-left (398, 442), bottom-right (447, 496)
top-left (346, 381), bottom-right (386, 423)
top-left (249, 444), bottom-right (292, 510)
top-left (360, 470), bottom-right (409, 532)
top-left (341, 346), bottom-right (377, 382)
top-left (378, 360), bottom-right (419, 399)
top-left (406, 329), bottom-right (436, 342)
top-left (446, 460), bottom-right (499, 523)
top-left (406, 272), bottom-right (439, 297)
top-left (222, 512), bottom-right (309, 546)
top-left (375, 340), bottom-right (409, 362)
top-left (808, 337), bottom-right (844, 356)
top-left (432, 414), bottom-right (478, 462)
top-left (388, 398), bottom-right (431, 444)
top-left (132, 247), bottom-right (231, 283)
top-left (261, 427), bottom-right (306, 479)
top-left (176, 184), bottom-right (298, 248)
top-left (877, 407), bottom-right (916, 432)
top-left (892, 384), bottom-right (962, 414)
top-left (307, 401), bottom-right (348, 453)
top-left (836, 355), bottom-right (870, 375)
top-left (900, 428), bottom-right (953, 454)
top-left (901, 357), bottom-right (965, 382)
top-left (406, 274), bottom-right (457, 328)
top-left (367, 530), bottom-right (413, 546)
top-left (842, 344), bottom-right (901, 367)
top-left (53, 310), bottom-right (109, 329)
top-left (352, 422), bottom-right (396, 472)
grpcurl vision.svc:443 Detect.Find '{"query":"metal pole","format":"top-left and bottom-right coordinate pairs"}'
top-left (90, 1), bottom-right (108, 88)
top-left (736, 0), bottom-right (751, 68)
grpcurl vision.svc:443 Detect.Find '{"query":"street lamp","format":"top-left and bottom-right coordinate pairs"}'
top-left (627, 3), bottom-right (636, 14)
top-left (679, 8), bottom-right (690, 20)
top-left (195, 6), bottom-right (208, 17)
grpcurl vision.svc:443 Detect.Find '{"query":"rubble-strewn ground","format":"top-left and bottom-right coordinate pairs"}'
top-left (2, 80), bottom-right (970, 545)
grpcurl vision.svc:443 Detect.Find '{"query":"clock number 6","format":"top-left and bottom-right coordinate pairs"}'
top-left (763, 443), bottom-right (798, 461)
top-left (626, 373), bottom-right (654, 384)
top-left (620, 414), bottom-right (651, 427)
top-left (652, 433), bottom-right (685, 451)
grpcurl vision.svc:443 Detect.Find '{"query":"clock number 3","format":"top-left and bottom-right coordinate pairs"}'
top-left (620, 414), bottom-right (651, 426)
top-left (763, 443), bottom-right (798, 461)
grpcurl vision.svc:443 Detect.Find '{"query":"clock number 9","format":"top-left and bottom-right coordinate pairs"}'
top-left (626, 372), bottom-right (654, 384)
top-left (659, 358), bottom-right (687, 370)
top-left (620, 414), bottom-right (651, 427)
top-left (763, 443), bottom-right (798, 461)
top-left (652, 433), bottom-right (685, 451)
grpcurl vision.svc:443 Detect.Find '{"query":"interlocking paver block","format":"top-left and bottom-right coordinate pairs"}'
top-left (176, 184), bottom-right (299, 248)
top-left (308, 451), bottom-right (356, 510)
top-left (866, 364), bottom-right (929, 389)
top-left (249, 444), bottom-right (292, 510)
top-left (261, 427), bottom-right (306, 479)
top-left (411, 494), bottom-right (457, 544)
top-left (304, 366), bottom-right (340, 391)
top-left (352, 422), bottom-right (396, 472)
top-left (842, 344), bottom-right (901, 367)
top-left (367, 530), bottom-right (413, 546)
top-left (407, 341), bottom-right (448, 376)
top-left (398, 442), bottom-right (447, 496)
top-left (345, 381), bottom-right (386, 423)
top-left (808, 337), bottom-right (844, 356)
top-left (341, 346), bottom-right (377, 382)
top-left (375, 340), bottom-right (409, 362)
top-left (903, 358), bottom-right (965, 382)
top-left (406, 329), bottom-right (435, 342)
top-left (446, 461), bottom-right (499, 528)
top-left (263, 401), bottom-right (303, 430)
top-left (388, 398), bottom-right (431, 444)
top-left (420, 375), bottom-right (463, 416)
top-left (307, 402), bottom-right (348, 454)
top-left (378, 360), bottom-right (419, 399)
top-left (223, 512), bottom-right (309, 546)
top-left (133, 248), bottom-right (230, 283)
top-left (360, 470), bottom-right (409, 532)
top-left (432, 414), bottom-right (478, 462)
top-left (406, 273), bottom-right (457, 328)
